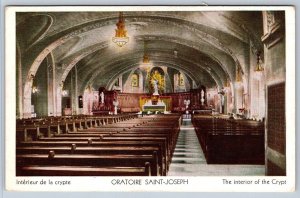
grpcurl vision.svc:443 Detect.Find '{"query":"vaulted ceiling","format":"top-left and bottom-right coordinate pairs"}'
top-left (16, 11), bottom-right (264, 92)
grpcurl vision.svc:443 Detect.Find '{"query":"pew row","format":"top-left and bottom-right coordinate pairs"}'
top-left (17, 153), bottom-right (158, 176)
top-left (16, 114), bottom-right (182, 176)
top-left (18, 165), bottom-right (151, 176)
top-left (192, 115), bottom-right (265, 164)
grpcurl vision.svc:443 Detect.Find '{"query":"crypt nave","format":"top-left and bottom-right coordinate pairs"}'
top-left (15, 10), bottom-right (287, 176)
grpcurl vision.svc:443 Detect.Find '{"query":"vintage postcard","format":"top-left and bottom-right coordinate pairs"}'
top-left (5, 6), bottom-right (295, 192)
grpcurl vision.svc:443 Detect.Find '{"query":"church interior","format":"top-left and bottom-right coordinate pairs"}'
top-left (15, 10), bottom-right (286, 176)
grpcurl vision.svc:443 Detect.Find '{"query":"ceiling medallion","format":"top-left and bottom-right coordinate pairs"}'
top-left (112, 12), bottom-right (129, 47)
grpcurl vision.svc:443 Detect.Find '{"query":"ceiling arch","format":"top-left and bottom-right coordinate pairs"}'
top-left (79, 54), bottom-right (221, 94)
top-left (58, 35), bottom-right (234, 89)
top-left (16, 11), bottom-right (264, 101)
top-left (18, 11), bottom-right (263, 83)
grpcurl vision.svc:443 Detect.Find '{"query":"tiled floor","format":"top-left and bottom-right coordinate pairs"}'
top-left (168, 119), bottom-right (265, 176)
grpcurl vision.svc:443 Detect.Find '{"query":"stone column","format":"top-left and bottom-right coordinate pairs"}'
top-left (262, 11), bottom-right (286, 176)
top-left (56, 86), bottom-right (62, 116)
top-left (71, 65), bottom-right (79, 115)
top-left (46, 54), bottom-right (56, 116)
top-left (23, 82), bottom-right (32, 118)
top-left (16, 43), bottom-right (23, 118)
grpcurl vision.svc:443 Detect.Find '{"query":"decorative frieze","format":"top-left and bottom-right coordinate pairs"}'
top-left (261, 11), bottom-right (284, 49)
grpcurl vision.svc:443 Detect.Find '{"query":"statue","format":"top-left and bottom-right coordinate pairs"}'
top-left (100, 92), bottom-right (104, 104)
top-left (150, 69), bottom-right (164, 95)
top-left (184, 99), bottom-right (190, 115)
top-left (153, 80), bottom-right (159, 95)
top-left (200, 89), bottom-right (205, 105)
top-left (218, 88), bottom-right (226, 113)
top-left (113, 99), bottom-right (119, 115)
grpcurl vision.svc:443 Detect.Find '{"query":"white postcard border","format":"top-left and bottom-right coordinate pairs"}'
top-left (5, 6), bottom-right (296, 192)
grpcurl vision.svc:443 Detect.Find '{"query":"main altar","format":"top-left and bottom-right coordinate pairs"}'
top-left (140, 96), bottom-right (171, 111)
top-left (140, 79), bottom-right (169, 113)
top-left (142, 100), bottom-right (166, 113)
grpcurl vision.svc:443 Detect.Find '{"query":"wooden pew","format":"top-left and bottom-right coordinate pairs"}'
top-left (17, 164), bottom-right (151, 176)
top-left (16, 145), bottom-right (164, 175)
top-left (16, 114), bottom-right (139, 142)
top-left (38, 136), bottom-right (169, 169)
top-left (18, 140), bottom-right (167, 175)
top-left (195, 126), bottom-right (264, 164)
top-left (16, 114), bottom-right (180, 176)
top-left (16, 126), bottom-right (40, 142)
top-left (16, 153), bottom-right (159, 176)
top-left (192, 115), bottom-right (264, 164)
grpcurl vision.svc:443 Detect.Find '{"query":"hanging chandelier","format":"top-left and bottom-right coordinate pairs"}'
top-left (140, 40), bottom-right (152, 70)
top-left (143, 41), bottom-right (150, 64)
top-left (32, 86), bottom-right (38, 94)
top-left (236, 65), bottom-right (243, 87)
top-left (254, 52), bottom-right (264, 72)
top-left (254, 52), bottom-right (264, 79)
top-left (60, 81), bottom-right (68, 96)
top-left (112, 12), bottom-right (129, 47)
top-left (31, 75), bottom-right (38, 94)
top-left (224, 78), bottom-right (230, 90)
top-left (236, 66), bottom-right (242, 82)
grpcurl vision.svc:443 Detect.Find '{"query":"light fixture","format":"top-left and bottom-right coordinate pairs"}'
top-left (224, 78), bottom-right (230, 91)
top-left (31, 75), bottom-right (38, 93)
top-left (224, 78), bottom-right (230, 88)
top-left (236, 66), bottom-right (242, 82)
top-left (59, 81), bottom-right (68, 96)
top-left (62, 90), bottom-right (68, 96)
top-left (32, 86), bottom-right (38, 94)
top-left (236, 65), bottom-right (243, 87)
top-left (59, 81), bottom-right (64, 90)
top-left (254, 52), bottom-right (264, 79)
top-left (112, 12), bottom-right (129, 47)
top-left (174, 49), bottom-right (178, 58)
top-left (140, 40), bottom-right (152, 70)
top-left (143, 41), bottom-right (150, 64)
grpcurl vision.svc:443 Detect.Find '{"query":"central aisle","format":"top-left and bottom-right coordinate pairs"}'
top-left (168, 118), bottom-right (265, 176)
top-left (168, 119), bottom-right (206, 176)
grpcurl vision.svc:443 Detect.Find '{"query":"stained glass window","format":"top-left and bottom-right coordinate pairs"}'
top-left (179, 73), bottom-right (185, 86)
top-left (131, 73), bottom-right (139, 87)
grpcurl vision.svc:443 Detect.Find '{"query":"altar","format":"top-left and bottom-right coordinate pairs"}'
top-left (139, 96), bottom-right (171, 111)
top-left (142, 100), bottom-right (166, 113)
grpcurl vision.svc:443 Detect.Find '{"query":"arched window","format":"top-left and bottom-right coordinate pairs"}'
top-left (114, 78), bottom-right (119, 86)
top-left (175, 72), bottom-right (185, 87)
top-left (131, 73), bottom-right (139, 87)
top-left (179, 73), bottom-right (185, 86)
